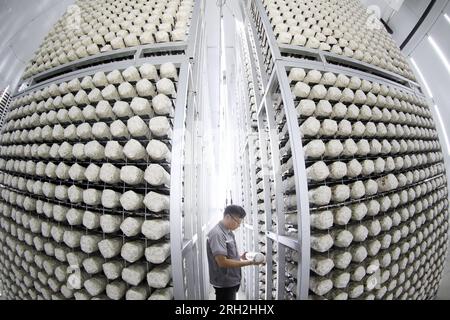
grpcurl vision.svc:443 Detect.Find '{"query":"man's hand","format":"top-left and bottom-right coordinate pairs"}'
top-left (215, 255), bottom-right (261, 268)
top-left (246, 257), bottom-right (265, 266)
top-left (255, 259), bottom-right (266, 266)
top-left (251, 257), bottom-right (265, 265)
top-left (240, 252), bottom-right (266, 265)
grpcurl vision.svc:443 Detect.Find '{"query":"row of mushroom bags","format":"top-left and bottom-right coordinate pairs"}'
top-left (262, 0), bottom-right (415, 80)
top-left (23, 0), bottom-right (195, 79)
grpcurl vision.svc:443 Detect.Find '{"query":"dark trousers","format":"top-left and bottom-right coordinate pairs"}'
top-left (214, 285), bottom-right (240, 300)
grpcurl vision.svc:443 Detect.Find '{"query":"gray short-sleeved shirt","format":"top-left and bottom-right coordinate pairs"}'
top-left (206, 221), bottom-right (241, 288)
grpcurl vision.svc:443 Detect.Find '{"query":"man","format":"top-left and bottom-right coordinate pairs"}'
top-left (206, 205), bottom-right (264, 300)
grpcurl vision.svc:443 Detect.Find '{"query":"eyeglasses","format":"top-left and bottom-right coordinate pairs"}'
top-left (228, 214), bottom-right (242, 225)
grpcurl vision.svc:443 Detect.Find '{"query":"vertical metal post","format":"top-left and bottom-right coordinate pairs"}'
top-left (184, 62), bottom-right (198, 299)
top-left (276, 62), bottom-right (311, 300)
top-left (257, 104), bottom-right (273, 300)
top-left (242, 142), bottom-right (252, 299)
top-left (170, 61), bottom-right (191, 300)
top-left (248, 134), bottom-right (260, 299)
top-left (262, 70), bottom-right (287, 300)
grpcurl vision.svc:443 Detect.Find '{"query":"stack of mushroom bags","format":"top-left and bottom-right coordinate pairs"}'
top-left (22, 0), bottom-right (194, 80)
top-left (282, 68), bottom-right (449, 299)
top-left (262, 0), bottom-right (416, 81)
top-left (0, 63), bottom-right (179, 300)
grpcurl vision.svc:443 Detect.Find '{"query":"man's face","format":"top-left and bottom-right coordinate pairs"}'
top-left (226, 214), bottom-right (242, 230)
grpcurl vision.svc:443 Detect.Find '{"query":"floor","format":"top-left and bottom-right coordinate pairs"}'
top-left (207, 285), bottom-right (246, 300)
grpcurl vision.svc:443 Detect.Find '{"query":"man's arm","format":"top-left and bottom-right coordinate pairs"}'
top-left (214, 255), bottom-right (256, 268)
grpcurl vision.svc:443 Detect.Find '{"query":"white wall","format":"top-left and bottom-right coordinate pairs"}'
top-left (0, 0), bottom-right (74, 91)
top-left (405, 3), bottom-right (450, 158)
top-left (388, 0), bottom-right (430, 44)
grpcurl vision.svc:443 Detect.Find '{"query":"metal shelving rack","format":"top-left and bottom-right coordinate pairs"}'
top-left (234, 21), bottom-right (266, 300)
top-left (0, 88), bottom-right (11, 132)
top-left (238, 134), bottom-right (260, 300)
top-left (238, 0), bottom-right (448, 300)
top-left (1, 0), bottom-right (208, 300)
